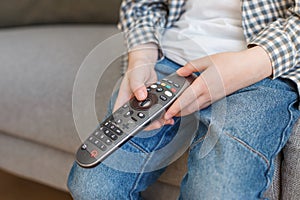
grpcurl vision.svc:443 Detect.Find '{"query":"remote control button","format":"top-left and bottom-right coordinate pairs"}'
top-left (104, 129), bottom-right (111, 135)
top-left (147, 87), bottom-right (151, 92)
top-left (164, 91), bottom-right (173, 97)
top-left (96, 133), bottom-right (112, 145)
top-left (137, 112), bottom-right (145, 118)
top-left (109, 134), bottom-right (118, 141)
top-left (94, 131), bottom-right (101, 137)
top-left (156, 81), bottom-right (161, 84)
top-left (97, 143), bottom-right (107, 151)
top-left (167, 80), bottom-right (173, 84)
top-left (124, 110), bottom-right (133, 117)
top-left (139, 99), bottom-right (152, 108)
top-left (110, 124), bottom-right (116, 130)
top-left (114, 128), bottom-right (123, 135)
top-left (90, 150), bottom-right (98, 158)
top-left (81, 144), bottom-right (87, 150)
top-left (122, 123), bottom-right (129, 129)
top-left (173, 83), bottom-right (180, 88)
top-left (115, 119), bottom-right (122, 124)
top-left (104, 121), bottom-right (109, 125)
top-left (160, 95), bottom-right (167, 101)
top-left (94, 140), bottom-right (100, 145)
top-left (156, 87), bottom-right (163, 92)
top-left (161, 83), bottom-right (166, 86)
top-left (88, 136), bottom-right (95, 142)
top-left (171, 88), bottom-right (177, 93)
top-left (130, 93), bottom-right (158, 111)
top-left (166, 85), bottom-right (171, 89)
top-left (122, 104), bottom-right (129, 108)
top-left (150, 84), bottom-right (157, 89)
top-left (104, 138), bottom-right (113, 145)
top-left (98, 133), bottom-right (106, 140)
top-left (131, 117), bottom-right (138, 122)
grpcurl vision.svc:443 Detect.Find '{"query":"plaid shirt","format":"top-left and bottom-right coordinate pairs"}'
top-left (118, 0), bottom-right (300, 98)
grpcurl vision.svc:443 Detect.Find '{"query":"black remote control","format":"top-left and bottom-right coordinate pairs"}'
top-left (75, 72), bottom-right (196, 168)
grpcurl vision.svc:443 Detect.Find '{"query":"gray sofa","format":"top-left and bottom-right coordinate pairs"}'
top-left (0, 1), bottom-right (300, 199)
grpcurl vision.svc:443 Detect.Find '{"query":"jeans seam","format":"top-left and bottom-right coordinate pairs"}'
top-left (127, 118), bottom-right (181, 154)
top-left (276, 99), bottom-right (298, 154)
top-left (128, 141), bottom-right (149, 154)
top-left (189, 134), bottom-right (206, 150)
top-left (224, 132), bottom-right (270, 168)
top-left (128, 129), bottom-right (170, 200)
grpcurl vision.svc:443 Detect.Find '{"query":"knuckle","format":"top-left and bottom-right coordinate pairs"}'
top-left (186, 61), bottom-right (197, 70)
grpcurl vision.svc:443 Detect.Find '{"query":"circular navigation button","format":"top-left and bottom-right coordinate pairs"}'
top-left (130, 93), bottom-right (158, 111)
top-left (139, 99), bottom-right (152, 108)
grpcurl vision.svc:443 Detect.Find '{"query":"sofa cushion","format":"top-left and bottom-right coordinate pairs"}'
top-left (0, 25), bottom-right (122, 153)
top-left (0, 0), bottom-right (121, 27)
top-left (282, 118), bottom-right (300, 199)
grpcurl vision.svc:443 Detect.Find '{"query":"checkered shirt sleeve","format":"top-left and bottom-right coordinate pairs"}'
top-left (118, 0), bottom-right (185, 50)
top-left (244, 1), bottom-right (300, 84)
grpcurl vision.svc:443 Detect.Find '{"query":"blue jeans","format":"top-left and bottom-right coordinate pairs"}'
top-left (68, 58), bottom-right (300, 199)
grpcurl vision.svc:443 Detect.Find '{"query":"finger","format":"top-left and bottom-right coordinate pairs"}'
top-left (177, 95), bottom-right (211, 116)
top-left (177, 57), bottom-right (210, 76)
top-left (144, 118), bottom-right (175, 131)
top-left (164, 77), bottom-right (205, 120)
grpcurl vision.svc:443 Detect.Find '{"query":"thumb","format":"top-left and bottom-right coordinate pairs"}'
top-left (127, 64), bottom-right (156, 101)
top-left (128, 75), bottom-right (147, 101)
top-left (132, 85), bottom-right (147, 101)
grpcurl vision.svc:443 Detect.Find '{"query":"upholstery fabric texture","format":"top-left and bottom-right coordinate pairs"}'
top-left (0, 0), bottom-right (121, 27)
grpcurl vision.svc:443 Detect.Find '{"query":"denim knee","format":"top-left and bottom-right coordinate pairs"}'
top-left (67, 162), bottom-right (134, 200)
top-left (180, 133), bottom-right (270, 200)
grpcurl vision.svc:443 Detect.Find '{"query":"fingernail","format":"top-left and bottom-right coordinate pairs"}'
top-left (167, 119), bottom-right (175, 125)
top-left (137, 90), bottom-right (146, 100)
top-left (164, 113), bottom-right (171, 120)
top-left (171, 119), bottom-right (175, 125)
top-left (176, 68), bottom-right (183, 74)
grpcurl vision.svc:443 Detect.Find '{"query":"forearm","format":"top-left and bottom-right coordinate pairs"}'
top-left (225, 46), bottom-right (272, 94)
top-left (128, 43), bottom-right (159, 70)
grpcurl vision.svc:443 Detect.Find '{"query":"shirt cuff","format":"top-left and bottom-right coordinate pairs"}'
top-left (122, 25), bottom-right (162, 51)
top-left (248, 24), bottom-right (297, 79)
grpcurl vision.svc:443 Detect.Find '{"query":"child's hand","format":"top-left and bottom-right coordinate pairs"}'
top-left (113, 43), bottom-right (174, 130)
top-left (164, 46), bottom-right (272, 120)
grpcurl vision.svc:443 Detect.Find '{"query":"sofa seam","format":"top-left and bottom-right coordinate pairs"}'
top-left (0, 129), bottom-right (74, 155)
